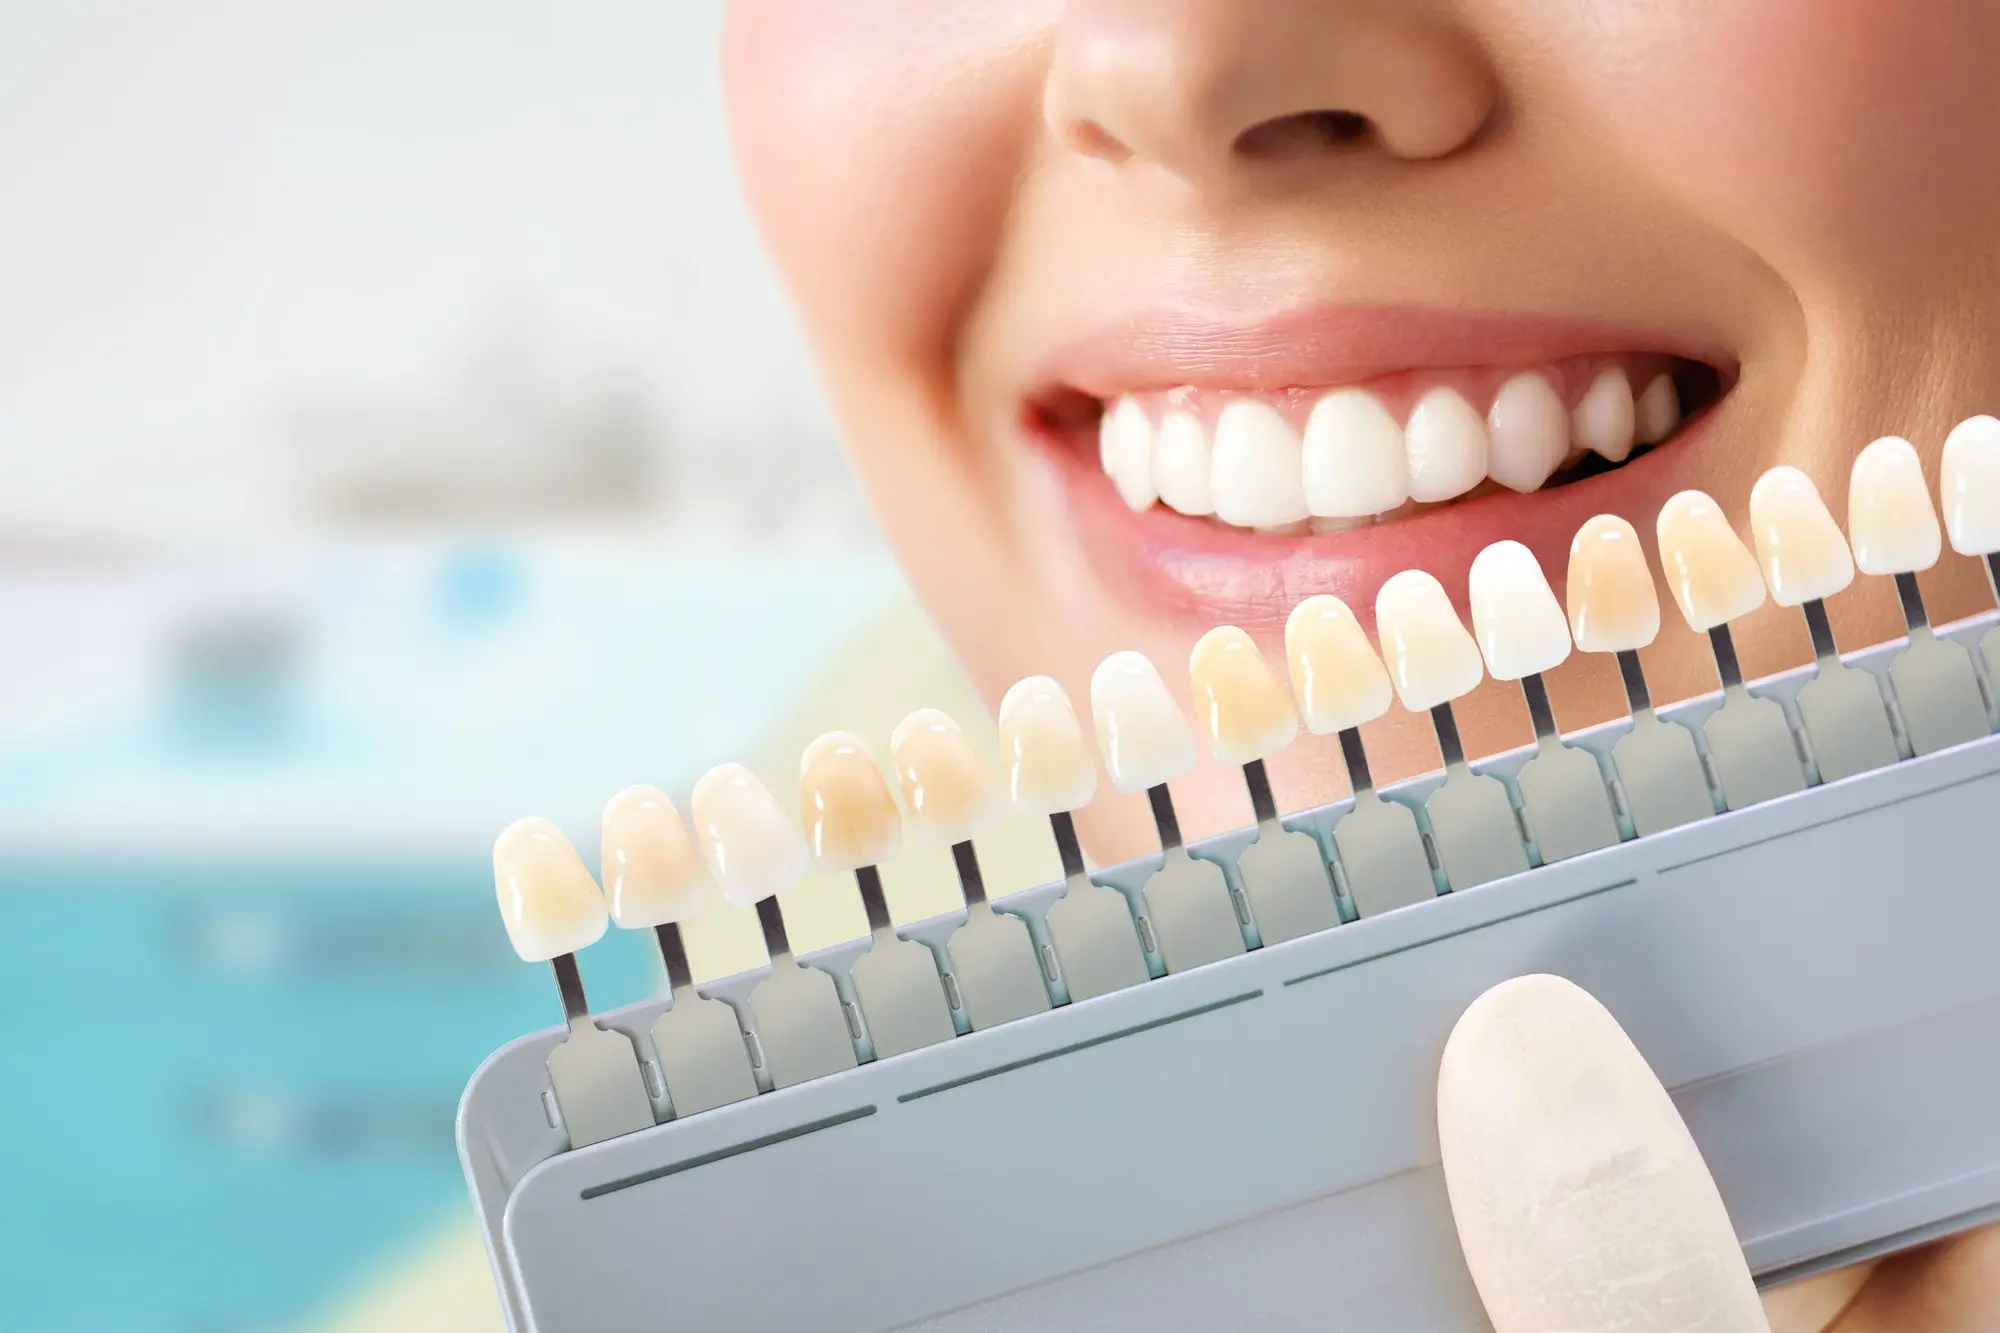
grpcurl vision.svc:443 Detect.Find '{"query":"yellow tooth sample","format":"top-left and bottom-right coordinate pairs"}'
top-left (1747, 466), bottom-right (1853, 606)
top-left (690, 762), bottom-right (809, 908)
top-left (1285, 595), bottom-right (1392, 734)
top-left (1091, 650), bottom-right (1199, 793)
top-left (493, 817), bottom-right (609, 962)
top-left (1189, 626), bottom-right (1299, 765)
top-left (1564, 515), bottom-right (1660, 652)
top-left (1848, 435), bottom-right (1942, 574)
top-left (997, 676), bottom-right (1098, 815)
top-left (1374, 570), bottom-right (1484, 711)
top-left (600, 785), bottom-right (708, 929)
top-left (1942, 414), bottom-right (2000, 555)
top-left (1467, 540), bottom-right (1571, 681)
top-left (890, 708), bottom-right (1002, 845)
top-left (1655, 490), bottom-right (1766, 631)
top-left (798, 731), bottom-right (902, 873)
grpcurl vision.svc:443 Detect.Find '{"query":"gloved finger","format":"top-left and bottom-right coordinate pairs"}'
top-left (1437, 973), bottom-right (1770, 1333)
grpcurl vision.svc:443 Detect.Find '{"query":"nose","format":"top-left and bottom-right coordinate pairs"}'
top-left (1045, 0), bottom-right (1496, 183)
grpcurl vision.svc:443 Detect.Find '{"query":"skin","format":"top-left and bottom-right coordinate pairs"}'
top-left (723, 1), bottom-right (2000, 1324)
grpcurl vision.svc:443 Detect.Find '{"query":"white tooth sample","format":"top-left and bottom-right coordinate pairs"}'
top-left (1565, 515), bottom-right (1660, 652)
top-left (1374, 570), bottom-right (1485, 710)
top-left (997, 675), bottom-right (1098, 814)
top-left (493, 817), bottom-right (609, 962)
top-left (600, 786), bottom-right (709, 929)
top-left (797, 731), bottom-right (902, 873)
top-left (1748, 466), bottom-right (1854, 606)
top-left (1655, 490), bottom-right (1766, 630)
top-left (1405, 387), bottom-right (1490, 502)
top-left (1572, 366), bottom-right (1637, 462)
top-left (890, 708), bottom-right (1002, 845)
top-left (1098, 396), bottom-right (1157, 512)
top-left (1090, 650), bottom-right (1198, 793)
top-left (1286, 595), bottom-right (1393, 733)
top-left (1942, 414), bottom-right (2000, 554)
top-left (1848, 435), bottom-right (1942, 574)
top-left (1634, 373), bottom-right (1681, 445)
top-left (1303, 389), bottom-right (1410, 517)
top-left (1485, 373), bottom-right (1568, 493)
top-left (1189, 625), bottom-right (1299, 765)
top-left (1210, 398), bottom-right (1309, 527)
top-left (1152, 409), bottom-right (1214, 516)
top-left (1468, 541), bottom-right (1572, 681)
top-left (690, 762), bottom-right (809, 908)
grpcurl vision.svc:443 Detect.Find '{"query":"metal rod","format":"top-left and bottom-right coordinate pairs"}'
top-left (1429, 703), bottom-right (1467, 768)
top-left (653, 923), bottom-right (693, 992)
top-left (1048, 810), bottom-right (1087, 881)
top-left (1147, 783), bottom-right (1184, 851)
top-left (951, 840), bottom-right (988, 906)
top-left (1985, 552), bottom-right (2000, 608)
top-left (1242, 758), bottom-right (1279, 824)
top-left (1337, 727), bottom-right (1374, 795)
top-left (755, 896), bottom-right (791, 962)
top-left (550, 953), bottom-right (590, 1023)
top-left (1615, 649), bottom-right (1653, 714)
top-left (1895, 571), bottom-right (1930, 633)
top-left (1519, 673), bottom-right (1559, 742)
top-left (1708, 624), bottom-right (1745, 689)
top-left (854, 865), bottom-right (892, 934)
top-left (1801, 599), bottom-right (1840, 662)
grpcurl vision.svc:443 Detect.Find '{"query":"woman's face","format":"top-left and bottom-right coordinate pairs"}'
top-left (724, 0), bottom-right (2000, 861)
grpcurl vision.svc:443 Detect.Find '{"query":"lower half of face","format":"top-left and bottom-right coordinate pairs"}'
top-left (728, 0), bottom-right (2000, 862)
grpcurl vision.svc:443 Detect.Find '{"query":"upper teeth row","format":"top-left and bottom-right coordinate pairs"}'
top-left (1099, 367), bottom-right (1682, 530)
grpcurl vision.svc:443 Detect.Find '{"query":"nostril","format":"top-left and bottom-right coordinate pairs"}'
top-left (1069, 117), bottom-right (1132, 163)
top-left (1234, 110), bottom-right (1373, 161)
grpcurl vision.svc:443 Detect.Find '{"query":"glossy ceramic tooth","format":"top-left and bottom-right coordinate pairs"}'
top-left (1468, 541), bottom-right (1572, 681)
top-left (1405, 386), bottom-right (1490, 502)
top-left (1374, 570), bottom-right (1485, 711)
top-left (1572, 366), bottom-right (1636, 462)
top-left (1303, 388), bottom-right (1410, 517)
top-left (1655, 490), bottom-right (1766, 631)
top-left (1485, 373), bottom-right (1568, 494)
top-left (996, 675), bottom-right (1098, 815)
top-left (1098, 396), bottom-right (1156, 512)
top-left (889, 709), bottom-right (1002, 845)
top-left (493, 817), bottom-right (609, 962)
top-left (1747, 466), bottom-right (1854, 607)
top-left (599, 786), bottom-right (708, 929)
top-left (797, 731), bottom-right (902, 874)
top-left (1848, 435), bottom-right (1942, 575)
top-left (1942, 414), bottom-right (2000, 555)
top-left (689, 762), bottom-right (809, 908)
top-left (1634, 373), bottom-right (1681, 445)
top-left (1564, 515), bottom-right (1660, 653)
top-left (1189, 626), bottom-right (1299, 765)
top-left (1090, 650), bottom-right (1198, 793)
top-left (1211, 399), bottom-right (1309, 528)
top-left (1153, 409), bottom-right (1214, 516)
top-left (1285, 594), bottom-right (1393, 733)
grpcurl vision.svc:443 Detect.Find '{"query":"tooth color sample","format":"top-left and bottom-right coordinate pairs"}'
top-left (997, 675), bottom-right (1098, 815)
top-left (1189, 626), bottom-right (1300, 765)
top-left (1942, 414), bottom-right (2000, 554)
top-left (1848, 436), bottom-right (1942, 575)
top-left (690, 762), bottom-right (809, 908)
top-left (1439, 976), bottom-right (1767, 1333)
top-left (493, 817), bottom-right (609, 962)
top-left (1375, 570), bottom-right (1485, 712)
top-left (890, 708), bottom-right (1002, 845)
top-left (1090, 650), bottom-right (1198, 793)
top-left (1099, 396), bottom-right (1155, 512)
top-left (1485, 373), bottom-right (1567, 494)
top-left (1565, 515), bottom-right (1661, 653)
top-left (600, 786), bottom-right (708, 929)
top-left (1572, 366), bottom-right (1637, 462)
top-left (1747, 466), bottom-right (1854, 607)
top-left (1286, 594), bottom-right (1394, 734)
top-left (1211, 398), bottom-right (1309, 528)
top-left (1655, 490), bottom-right (1766, 631)
top-left (1303, 388), bottom-right (1409, 517)
top-left (797, 731), bottom-right (902, 873)
top-left (1405, 386), bottom-right (1489, 502)
top-left (1153, 410), bottom-right (1214, 516)
top-left (1468, 540), bottom-right (1572, 681)
top-left (1634, 374), bottom-right (1681, 445)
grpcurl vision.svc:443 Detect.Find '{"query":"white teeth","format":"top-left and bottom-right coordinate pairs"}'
top-left (1635, 373), bottom-right (1681, 445)
top-left (1485, 373), bottom-right (1568, 494)
top-left (1940, 414), bottom-right (2000, 556)
top-left (1405, 387), bottom-right (1489, 502)
top-left (1848, 435), bottom-right (1942, 575)
top-left (1573, 367), bottom-right (1637, 462)
top-left (1153, 409), bottom-right (1213, 515)
top-left (1099, 397), bottom-right (1156, 512)
top-left (1303, 388), bottom-right (1410, 517)
top-left (1468, 540), bottom-right (1573, 681)
top-left (1210, 399), bottom-right (1309, 527)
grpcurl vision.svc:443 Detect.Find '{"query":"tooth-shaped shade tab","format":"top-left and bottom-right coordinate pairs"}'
top-left (997, 676), bottom-right (1098, 815)
top-left (1943, 414), bottom-right (2000, 555)
top-left (1655, 490), bottom-right (1766, 631)
top-left (1091, 650), bottom-right (1198, 793)
top-left (1565, 515), bottom-right (1660, 653)
top-left (1747, 466), bottom-right (1854, 606)
top-left (600, 786), bottom-right (708, 929)
top-left (798, 731), bottom-right (902, 873)
top-left (1374, 570), bottom-right (1484, 711)
top-left (494, 817), bottom-right (608, 962)
top-left (690, 762), bottom-right (808, 908)
top-left (1189, 626), bottom-right (1299, 765)
top-left (1848, 436), bottom-right (1942, 574)
top-left (1468, 540), bottom-right (1572, 681)
top-left (1285, 594), bottom-right (1392, 734)
top-left (890, 709), bottom-right (1001, 845)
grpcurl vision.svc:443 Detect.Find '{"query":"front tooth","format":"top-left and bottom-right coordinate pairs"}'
top-left (1153, 409), bottom-right (1214, 516)
top-left (890, 709), bottom-right (1002, 845)
top-left (1634, 373), bottom-right (1681, 444)
top-left (1565, 514), bottom-right (1661, 653)
top-left (690, 762), bottom-right (809, 908)
top-left (1942, 414), bottom-right (2000, 555)
top-left (601, 786), bottom-right (709, 929)
top-left (1211, 399), bottom-right (1309, 527)
top-left (997, 675), bottom-right (1098, 815)
top-left (1655, 490), bottom-right (1766, 630)
top-left (798, 731), bottom-right (903, 873)
top-left (1748, 466), bottom-right (1854, 606)
top-left (1284, 594), bottom-right (1392, 734)
top-left (1090, 650), bottom-right (1197, 793)
top-left (1848, 435), bottom-right (1942, 575)
top-left (1374, 570), bottom-right (1485, 711)
top-left (1573, 367), bottom-right (1637, 462)
top-left (1303, 389), bottom-right (1409, 517)
top-left (493, 817), bottom-right (609, 962)
top-left (1405, 387), bottom-right (1489, 502)
top-left (1486, 373), bottom-right (1567, 494)
top-left (1099, 396), bottom-right (1157, 511)
top-left (1189, 626), bottom-right (1298, 765)
top-left (1468, 540), bottom-right (1573, 681)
